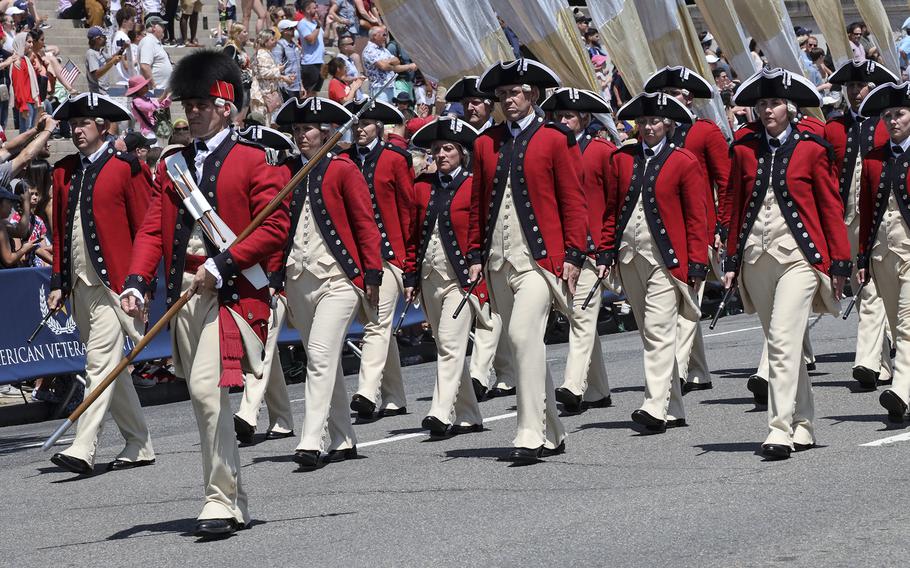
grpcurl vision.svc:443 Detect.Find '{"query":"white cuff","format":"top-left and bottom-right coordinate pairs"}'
top-left (119, 288), bottom-right (144, 307)
top-left (203, 258), bottom-right (223, 289)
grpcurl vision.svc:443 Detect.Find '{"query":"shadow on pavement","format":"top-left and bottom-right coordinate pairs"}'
top-left (694, 442), bottom-right (761, 455)
top-left (823, 414), bottom-right (906, 430)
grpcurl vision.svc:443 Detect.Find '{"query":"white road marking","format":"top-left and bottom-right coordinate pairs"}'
top-left (860, 432), bottom-right (910, 447)
top-left (1, 437), bottom-right (74, 452)
top-left (705, 325), bottom-right (763, 338)
top-left (358, 412), bottom-right (517, 448)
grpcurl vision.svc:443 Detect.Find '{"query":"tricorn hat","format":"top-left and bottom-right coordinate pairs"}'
top-left (540, 88), bottom-right (612, 113)
top-left (444, 76), bottom-right (494, 103)
top-left (410, 117), bottom-right (480, 150)
top-left (616, 92), bottom-right (694, 124)
top-left (274, 97), bottom-right (353, 126)
top-left (732, 67), bottom-right (822, 107)
top-left (170, 49), bottom-right (245, 109)
top-left (344, 99), bottom-right (404, 124)
top-left (828, 60), bottom-right (899, 87)
top-left (238, 125), bottom-right (296, 152)
top-left (52, 92), bottom-right (131, 122)
top-left (644, 66), bottom-right (714, 99)
top-left (858, 82), bottom-right (910, 117)
top-left (477, 59), bottom-right (561, 92)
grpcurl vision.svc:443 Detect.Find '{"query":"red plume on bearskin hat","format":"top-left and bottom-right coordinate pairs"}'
top-left (170, 49), bottom-right (245, 109)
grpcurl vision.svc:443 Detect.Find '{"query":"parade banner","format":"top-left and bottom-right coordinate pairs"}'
top-left (805, 0), bottom-right (851, 69)
top-left (0, 267), bottom-right (171, 384)
top-left (731, 0), bottom-right (823, 119)
top-left (854, 0), bottom-right (901, 75)
top-left (587, 0), bottom-right (656, 95)
top-left (692, 0), bottom-right (758, 80)
top-left (375, 0), bottom-right (513, 87)
top-left (634, 0), bottom-right (732, 138)
top-left (490, 0), bottom-right (599, 91)
top-left (0, 268), bottom-right (421, 385)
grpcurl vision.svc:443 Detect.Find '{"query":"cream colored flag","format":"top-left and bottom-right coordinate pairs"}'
top-left (634, 0), bottom-right (732, 137)
top-left (855, 0), bottom-right (901, 74)
top-left (806, 0), bottom-right (851, 68)
top-left (587, 0), bottom-right (656, 95)
top-left (731, 0), bottom-right (823, 118)
top-left (374, 0), bottom-right (513, 87)
top-left (490, 0), bottom-right (598, 90)
top-left (693, 0), bottom-right (757, 80)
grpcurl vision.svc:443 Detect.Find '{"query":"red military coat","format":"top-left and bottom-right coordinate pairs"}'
top-left (597, 141), bottom-right (710, 283)
top-left (51, 147), bottom-right (153, 294)
top-left (857, 145), bottom-right (910, 269)
top-left (125, 131), bottom-right (290, 343)
top-left (467, 117), bottom-right (588, 274)
top-left (724, 128), bottom-right (852, 277)
top-left (671, 118), bottom-right (730, 240)
top-left (824, 112), bottom-right (888, 209)
top-left (722, 116), bottom-right (826, 232)
top-left (578, 134), bottom-right (617, 256)
top-left (404, 169), bottom-right (489, 304)
top-left (344, 140), bottom-right (415, 270)
top-left (272, 153), bottom-right (383, 290)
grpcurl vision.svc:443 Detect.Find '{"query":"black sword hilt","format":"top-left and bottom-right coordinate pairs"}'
top-left (393, 298), bottom-right (412, 335)
top-left (453, 278), bottom-right (480, 319)
top-left (709, 285), bottom-right (735, 330)
top-left (581, 275), bottom-right (604, 311)
top-left (842, 280), bottom-right (866, 320)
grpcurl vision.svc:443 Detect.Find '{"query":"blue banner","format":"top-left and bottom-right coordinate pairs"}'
top-left (0, 267), bottom-right (172, 385)
top-left (0, 267), bottom-right (430, 385)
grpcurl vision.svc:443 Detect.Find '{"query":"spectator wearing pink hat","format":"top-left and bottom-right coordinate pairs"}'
top-left (126, 74), bottom-right (170, 137)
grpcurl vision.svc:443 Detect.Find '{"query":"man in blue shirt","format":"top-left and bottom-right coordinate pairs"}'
top-left (297, 0), bottom-right (324, 97)
top-left (273, 19), bottom-right (301, 100)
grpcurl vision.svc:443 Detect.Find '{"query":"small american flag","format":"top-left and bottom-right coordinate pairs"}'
top-left (60, 60), bottom-right (80, 87)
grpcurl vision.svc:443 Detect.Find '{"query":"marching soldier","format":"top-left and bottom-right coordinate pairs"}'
top-left (47, 94), bottom-right (156, 475)
top-left (856, 82), bottom-right (910, 422)
top-left (540, 87), bottom-right (614, 413)
top-left (444, 75), bottom-right (515, 400)
top-left (825, 61), bottom-right (897, 390)
top-left (121, 50), bottom-right (291, 536)
top-left (597, 92), bottom-right (709, 434)
top-left (403, 116), bottom-right (484, 436)
top-left (644, 66), bottom-right (730, 394)
top-left (467, 59), bottom-right (588, 463)
top-left (723, 68), bottom-right (850, 459)
top-left (272, 96), bottom-right (383, 468)
top-left (233, 126), bottom-right (298, 443)
top-left (343, 99), bottom-right (414, 420)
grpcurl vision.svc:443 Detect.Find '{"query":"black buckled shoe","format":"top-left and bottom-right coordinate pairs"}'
top-left (449, 423), bottom-right (483, 436)
top-left (293, 449), bottom-right (321, 470)
top-left (631, 409), bottom-right (666, 433)
top-left (325, 446), bottom-right (358, 463)
top-left (233, 415), bottom-right (255, 444)
top-left (380, 406), bottom-right (407, 417)
top-left (761, 444), bottom-right (791, 460)
top-left (194, 518), bottom-right (242, 538)
top-left (586, 396), bottom-right (612, 408)
top-left (747, 375), bottom-right (769, 406)
top-left (421, 416), bottom-right (450, 437)
top-left (107, 458), bottom-right (155, 471)
top-left (681, 381), bottom-right (713, 395)
top-left (471, 378), bottom-right (487, 402)
top-left (507, 446), bottom-right (543, 464)
top-left (879, 390), bottom-right (907, 423)
top-left (350, 394), bottom-right (376, 419)
top-left (50, 453), bottom-right (92, 475)
top-left (555, 387), bottom-right (584, 413)
top-left (540, 441), bottom-right (566, 458)
top-left (265, 430), bottom-right (295, 441)
top-left (488, 386), bottom-right (516, 398)
top-left (852, 366), bottom-right (879, 390)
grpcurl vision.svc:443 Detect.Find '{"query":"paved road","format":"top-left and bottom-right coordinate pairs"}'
top-left (2, 307), bottom-right (909, 567)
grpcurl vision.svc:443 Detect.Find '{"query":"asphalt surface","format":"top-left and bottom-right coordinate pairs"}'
top-left (2, 306), bottom-right (909, 567)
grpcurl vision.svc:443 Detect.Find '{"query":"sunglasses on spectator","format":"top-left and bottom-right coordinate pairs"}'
top-left (175, 126), bottom-right (189, 131)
